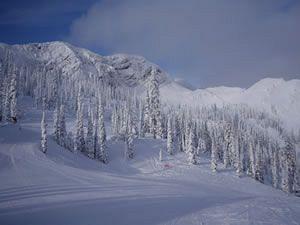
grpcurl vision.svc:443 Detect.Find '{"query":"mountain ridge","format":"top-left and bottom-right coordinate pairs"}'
top-left (0, 41), bottom-right (299, 130)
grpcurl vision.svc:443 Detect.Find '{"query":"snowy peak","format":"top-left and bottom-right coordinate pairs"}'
top-left (0, 41), bottom-right (170, 87)
top-left (161, 78), bottom-right (300, 129)
top-left (103, 53), bottom-right (170, 86)
top-left (247, 77), bottom-right (286, 91)
top-left (239, 78), bottom-right (300, 129)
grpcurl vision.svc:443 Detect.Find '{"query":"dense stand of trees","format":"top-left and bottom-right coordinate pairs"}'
top-left (0, 52), bottom-right (299, 194)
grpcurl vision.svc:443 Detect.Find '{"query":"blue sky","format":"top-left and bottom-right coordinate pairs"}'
top-left (0, 0), bottom-right (97, 44)
top-left (1, 0), bottom-right (299, 88)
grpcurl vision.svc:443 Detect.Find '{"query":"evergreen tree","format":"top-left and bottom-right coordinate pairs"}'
top-left (58, 104), bottom-right (67, 147)
top-left (167, 116), bottom-right (174, 155)
top-left (235, 137), bottom-right (242, 176)
top-left (53, 105), bottom-right (60, 142)
top-left (125, 117), bottom-right (134, 159)
top-left (187, 127), bottom-right (197, 164)
top-left (149, 67), bottom-right (161, 139)
top-left (40, 111), bottom-right (47, 153)
top-left (97, 100), bottom-right (108, 163)
top-left (93, 105), bottom-right (99, 159)
top-left (9, 66), bottom-right (17, 123)
top-left (211, 138), bottom-right (218, 172)
top-left (86, 105), bottom-right (94, 158)
top-left (74, 91), bottom-right (85, 153)
top-left (156, 114), bottom-right (163, 139)
top-left (255, 142), bottom-right (264, 183)
top-left (143, 91), bottom-right (150, 134)
top-left (271, 143), bottom-right (279, 188)
top-left (248, 141), bottom-right (256, 178)
top-left (223, 123), bottom-right (232, 168)
top-left (3, 77), bottom-right (10, 122)
top-left (196, 137), bottom-right (205, 155)
top-left (111, 105), bottom-right (118, 136)
top-left (281, 137), bottom-right (296, 193)
top-left (138, 101), bottom-right (145, 138)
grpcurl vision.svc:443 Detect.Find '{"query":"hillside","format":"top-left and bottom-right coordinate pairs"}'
top-left (0, 98), bottom-right (299, 225)
top-left (161, 78), bottom-right (300, 130)
top-left (0, 41), bottom-right (169, 87)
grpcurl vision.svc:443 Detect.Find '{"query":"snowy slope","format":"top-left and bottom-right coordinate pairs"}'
top-left (0, 41), bottom-right (170, 87)
top-left (237, 78), bottom-right (300, 129)
top-left (161, 78), bottom-right (300, 130)
top-left (0, 98), bottom-right (300, 225)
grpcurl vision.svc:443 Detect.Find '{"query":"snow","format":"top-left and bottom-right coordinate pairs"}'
top-left (0, 98), bottom-right (300, 225)
top-left (1, 41), bottom-right (299, 130)
top-left (0, 41), bottom-right (169, 87)
top-left (161, 78), bottom-right (300, 130)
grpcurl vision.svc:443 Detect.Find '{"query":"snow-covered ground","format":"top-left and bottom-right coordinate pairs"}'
top-left (0, 99), bottom-right (300, 225)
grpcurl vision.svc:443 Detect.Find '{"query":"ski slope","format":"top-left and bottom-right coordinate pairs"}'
top-left (0, 99), bottom-right (300, 225)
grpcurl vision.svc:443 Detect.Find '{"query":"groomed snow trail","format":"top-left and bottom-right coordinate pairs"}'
top-left (0, 103), bottom-right (299, 225)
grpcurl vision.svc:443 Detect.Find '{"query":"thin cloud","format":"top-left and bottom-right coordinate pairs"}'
top-left (68, 0), bottom-right (300, 87)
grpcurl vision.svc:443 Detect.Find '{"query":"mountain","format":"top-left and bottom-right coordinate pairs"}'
top-left (0, 41), bottom-right (170, 87)
top-left (162, 78), bottom-right (300, 130)
top-left (0, 41), bottom-right (299, 130)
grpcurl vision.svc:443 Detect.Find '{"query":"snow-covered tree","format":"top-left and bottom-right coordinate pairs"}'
top-left (2, 65), bottom-right (18, 123)
top-left (248, 141), bottom-right (256, 178)
top-left (235, 137), bottom-right (242, 176)
top-left (97, 100), bottom-right (108, 163)
top-left (53, 105), bottom-right (60, 142)
top-left (74, 90), bottom-right (85, 153)
top-left (125, 117), bottom-right (134, 159)
top-left (271, 143), bottom-right (280, 188)
top-left (9, 66), bottom-right (17, 123)
top-left (111, 105), bottom-right (118, 136)
top-left (86, 105), bottom-right (94, 158)
top-left (187, 127), bottom-right (197, 164)
top-left (138, 100), bottom-right (145, 138)
top-left (2, 77), bottom-right (11, 122)
top-left (142, 91), bottom-right (150, 134)
top-left (196, 137), bottom-right (205, 155)
top-left (156, 115), bottom-right (163, 139)
top-left (211, 137), bottom-right (218, 172)
top-left (40, 111), bottom-right (47, 153)
top-left (166, 116), bottom-right (174, 155)
top-left (58, 104), bottom-right (67, 147)
top-left (93, 105), bottom-right (99, 159)
top-left (255, 142), bottom-right (264, 183)
top-left (281, 137), bottom-right (296, 193)
top-left (149, 67), bottom-right (161, 139)
top-left (223, 123), bottom-right (232, 168)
